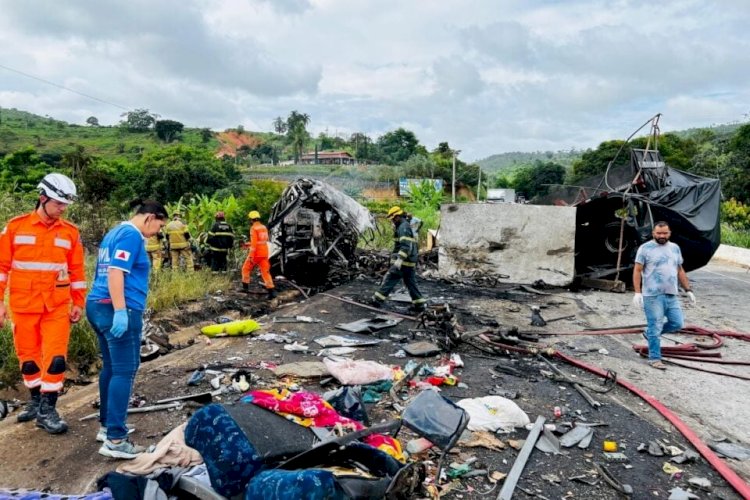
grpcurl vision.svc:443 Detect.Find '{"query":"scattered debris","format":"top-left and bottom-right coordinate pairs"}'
top-left (322, 358), bottom-right (394, 385)
top-left (313, 334), bottom-right (383, 348)
top-left (671, 449), bottom-right (700, 464)
top-left (594, 462), bottom-right (633, 496)
top-left (272, 361), bottom-right (330, 378)
top-left (336, 315), bottom-right (402, 333)
top-left (530, 306), bottom-right (547, 326)
top-left (687, 476), bottom-right (712, 491)
top-left (458, 431), bottom-right (506, 451)
top-left (456, 396), bottom-right (530, 433)
top-left (559, 425), bottom-right (594, 448)
top-left (273, 315), bottom-right (324, 324)
top-left (708, 440), bottom-right (750, 461)
top-left (497, 415), bottom-right (547, 500)
top-left (668, 487), bottom-right (700, 500)
top-left (403, 341), bottom-right (441, 357)
top-left (535, 427), bottom-right (562, 455)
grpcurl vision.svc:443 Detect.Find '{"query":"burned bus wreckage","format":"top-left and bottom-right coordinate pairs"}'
top-left (266, 179), bottom-right (376, 286)
top-left (541, 147), bottom-right (722, 281)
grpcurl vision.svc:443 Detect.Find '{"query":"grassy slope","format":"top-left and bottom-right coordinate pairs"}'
top-left (0, 108), bottom-right (220, 160)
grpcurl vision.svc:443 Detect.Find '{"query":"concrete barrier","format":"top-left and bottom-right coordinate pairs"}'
top-left (711, 244), bottom-right (750, 269)
top-left (438, 203), bottom-right (577, 286)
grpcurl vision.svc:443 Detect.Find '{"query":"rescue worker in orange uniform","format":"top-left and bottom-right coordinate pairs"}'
top-left (241, 211), bottom-right (276, 299)
top-left (0, 173), bottom-right (87, 434)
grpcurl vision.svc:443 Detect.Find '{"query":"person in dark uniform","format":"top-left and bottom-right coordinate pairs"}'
top-left (205, 211), bottom-right (235, 272)
top-left (372, 206), bottom-right (426, 312)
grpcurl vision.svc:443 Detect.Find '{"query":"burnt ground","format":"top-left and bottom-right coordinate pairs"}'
top-left (0, 273), bottom-right (745, 499)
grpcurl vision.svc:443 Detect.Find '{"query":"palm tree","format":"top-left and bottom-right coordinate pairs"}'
top-left (286, 111), bottom-right (311, 163)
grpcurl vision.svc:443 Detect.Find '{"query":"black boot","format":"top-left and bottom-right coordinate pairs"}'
top-left (242, 282), bottom-right (249, 293)
top-left (36, 393), bottom-right (68, 434)
top-left (267, 288), bottom-right (277, 299)
top-left (16, 394), bottom-right (41, 423)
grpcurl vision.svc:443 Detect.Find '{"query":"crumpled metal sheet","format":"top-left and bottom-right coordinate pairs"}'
top-left (336, 315), bottom-right (403, 333)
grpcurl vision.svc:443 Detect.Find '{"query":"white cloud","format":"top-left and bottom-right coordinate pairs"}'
top-left (1, 0), bottom-right (749, 159)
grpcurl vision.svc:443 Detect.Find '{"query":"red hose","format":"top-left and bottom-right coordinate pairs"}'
top-left (663, 358), bottom-right (750, 381)
top-left (554, 350), bottom-right (750, 498)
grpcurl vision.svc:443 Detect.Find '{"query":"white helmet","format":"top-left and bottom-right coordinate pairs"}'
top-left (37, 173), bottom-right (77, 204)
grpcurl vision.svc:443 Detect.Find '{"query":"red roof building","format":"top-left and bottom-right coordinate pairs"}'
top-left (299, 150), bottom-right (355, 165)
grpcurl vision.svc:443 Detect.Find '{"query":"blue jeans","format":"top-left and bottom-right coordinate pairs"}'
top-left (86, 300), bottom-right (143, 440)
top-left (643, 294), bottom-right (684, 361)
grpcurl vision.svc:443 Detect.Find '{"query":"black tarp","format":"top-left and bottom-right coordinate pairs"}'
top-left (539, 149), bottom-right (721, 276)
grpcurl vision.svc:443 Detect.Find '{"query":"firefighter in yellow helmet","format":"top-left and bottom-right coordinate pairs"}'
top-left (165, 212), bottom-right (194, 272)
top-left (372, 206), bottom-right (426, 311)
top-left (241, 211), bottom-right (276, 298)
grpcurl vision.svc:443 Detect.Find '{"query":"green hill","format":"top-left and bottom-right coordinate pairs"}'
top-left (475, 122), bottom-right (745, 176)
top-left (476, 150), bottom-right (581, 175)
top-left (0, 107), bottom-right (220, 161)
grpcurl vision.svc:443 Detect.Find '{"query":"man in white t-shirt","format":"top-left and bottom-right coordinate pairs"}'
top-left (632, 221), bottom-right (696, 370)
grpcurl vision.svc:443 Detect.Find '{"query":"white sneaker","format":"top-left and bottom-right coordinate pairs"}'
top-left (98, 439), bottom-right (147, 459)
top-left (96, 425), bottom-right (135, 443)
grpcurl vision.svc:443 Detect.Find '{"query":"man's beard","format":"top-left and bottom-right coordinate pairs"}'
top-left (656, 237), bottom-right (669, 244)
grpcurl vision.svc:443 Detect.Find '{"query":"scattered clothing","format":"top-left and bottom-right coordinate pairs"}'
top-left (118, 423), bottom-right (202, 475)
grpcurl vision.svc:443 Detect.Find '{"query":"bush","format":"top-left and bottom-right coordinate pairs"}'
top-left (720, 198), bottom-right (750, 230)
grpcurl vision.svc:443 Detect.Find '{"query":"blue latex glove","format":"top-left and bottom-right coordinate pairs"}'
top-left (110, 309), bottom-right (128, 338)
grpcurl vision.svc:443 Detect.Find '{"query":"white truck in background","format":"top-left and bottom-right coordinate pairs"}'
top-left (486, 188), bottom-right (516, 203)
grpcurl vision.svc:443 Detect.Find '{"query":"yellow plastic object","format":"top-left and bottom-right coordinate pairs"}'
top-left (603, 440), bottom-right (618, 452)
top-left (201, 319), bottom-right (260, 337)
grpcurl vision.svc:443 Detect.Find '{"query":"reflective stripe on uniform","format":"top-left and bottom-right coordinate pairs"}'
top-left (412, 298), bottom-right (427, 304)
top-left (398, 251), bottom-right (408, 258)
top-left (11, 261), bottom-right (67, 271)
top-left (208, 232), bottom-right (234, 237)
top-left (54, 238), bottom-right (72, 249)
top-left (14, 235), bottom-right (36, 245)
top-left (374, 292), bottom-right (387, 301)
top-left (398, 236), bottom-right (416, 242)
top-left (0, 273), bottom-right (7, 282)
top-left (208, 246), bottom-right (229, 252)
top-left (401, 262), bottom-right (415, 267)
top-left (23, 377), bottom-right (42, 388)
top-left (71, 281), bottom-right (87, 289)
top-left (41, 381), bottom-right (63, 392)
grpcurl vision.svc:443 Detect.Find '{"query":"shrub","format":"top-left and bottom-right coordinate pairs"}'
top-left (721, 198), bottom-right (750, 230)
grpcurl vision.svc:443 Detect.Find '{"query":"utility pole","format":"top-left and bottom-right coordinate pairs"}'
top-left (476, 166), bottom-right (482, 202)
top-left (452, 149), bottom-right (461, 202)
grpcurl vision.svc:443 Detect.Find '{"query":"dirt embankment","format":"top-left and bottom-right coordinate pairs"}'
top-left (215, 131), bottom-right (263, 158)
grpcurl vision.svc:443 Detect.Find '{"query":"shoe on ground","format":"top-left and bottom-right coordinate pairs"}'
top-left (96, 425), bottom-right (135, 443)
top-left (16, 396), bottom-right (41, 423)
top-left (649, 360), bottom-right (667, 370)
top-left (99, 439), bottom-right (147, 459)
top-left (267, 288), bottom-right (277, 299)
top-left (35, 405), bottom-right (68, 434)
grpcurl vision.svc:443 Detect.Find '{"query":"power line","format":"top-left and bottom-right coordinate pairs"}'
top-left (0, 62), bottom-right (129, 111)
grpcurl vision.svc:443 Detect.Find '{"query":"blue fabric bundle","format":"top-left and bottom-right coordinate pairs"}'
top-left (185, 404), bottom-right (265, 498)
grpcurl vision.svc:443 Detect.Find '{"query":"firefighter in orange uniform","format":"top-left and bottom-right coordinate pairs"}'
top-left (241, 211), bottom-right (276, 299)
top-left (0, 173), bottom-right (86, 434)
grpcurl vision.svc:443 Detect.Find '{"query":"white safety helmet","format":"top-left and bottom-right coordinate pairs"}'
top-left (37, 173), bottom-right (77, 204)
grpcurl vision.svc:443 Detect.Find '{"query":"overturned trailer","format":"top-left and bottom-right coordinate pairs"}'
top-left (267, 178), bottom-right (375, 286)
top-left (540, 148), bottom-right (721, 280)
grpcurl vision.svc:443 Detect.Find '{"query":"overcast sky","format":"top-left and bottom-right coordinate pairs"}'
top-left (1, 0), bottom-right (749, 161)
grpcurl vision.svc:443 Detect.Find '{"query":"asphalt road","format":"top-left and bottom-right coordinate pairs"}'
top-left (550, 259), bottom-right (750, 482)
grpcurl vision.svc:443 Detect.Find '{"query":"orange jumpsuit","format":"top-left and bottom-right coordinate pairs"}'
top-left (241, 221), bottom-right (274, 289)
top-left (0, 211), bottom-right (87, 393)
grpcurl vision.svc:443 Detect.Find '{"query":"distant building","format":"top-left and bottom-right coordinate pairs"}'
top-left (299, 150), bottom-right (355, 165)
